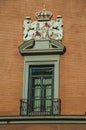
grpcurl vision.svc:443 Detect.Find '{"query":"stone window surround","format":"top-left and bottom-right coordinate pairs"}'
top-left (22, 55), bottom-right (60, 101)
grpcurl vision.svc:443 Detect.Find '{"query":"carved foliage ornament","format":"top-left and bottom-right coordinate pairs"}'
top-left (23, 9), bottom-right (63, 41)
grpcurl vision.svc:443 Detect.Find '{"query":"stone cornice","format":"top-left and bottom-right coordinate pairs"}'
top-left (0, 115), bottom-right (86, 124)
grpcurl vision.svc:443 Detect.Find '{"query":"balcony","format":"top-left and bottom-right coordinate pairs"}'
top-left (20, 98), bottom-right (61, 116)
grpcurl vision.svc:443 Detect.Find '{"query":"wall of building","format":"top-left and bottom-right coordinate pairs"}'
top-left (0, 0), bottom-right (86, 117)
top-left (0, 124), bottom-right (86, 130)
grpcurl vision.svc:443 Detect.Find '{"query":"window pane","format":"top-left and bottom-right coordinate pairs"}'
top-left (34, 78), bottom-right (41, 85)
top-left (46, 100), bottom-right (52, 112)
top-left (43, 78), bottom-right (52, 85)
top-left (34, 87), bottom-right (41, 98)
top-left (46, 87), bottom-right (52, 98)
top-left (34, 99), bottom-right (41, 112)
top-left (31, 66), bottom-right (54, 76)
top-left (29, 65), bottom-right (54, 114)
top-left (32, 77), bottom-right (41, 112)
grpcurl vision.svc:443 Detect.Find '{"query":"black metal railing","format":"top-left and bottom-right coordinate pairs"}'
top-left (20, 98), bottom-right (61, 116)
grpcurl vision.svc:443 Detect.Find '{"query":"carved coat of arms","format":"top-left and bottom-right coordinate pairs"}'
top-left (23, 9), bottom-right (63, 41)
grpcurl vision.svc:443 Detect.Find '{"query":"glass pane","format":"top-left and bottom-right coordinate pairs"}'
top-left (29, 65), bottom-right (54, 113)
top-left (32, 77), bottom-right (41, 112)
top-left (34, 87), bottom-right (41, 98)
top-left (43, 77), bottom-right (52, 112)
top-left (46, 87), bottom-right (52, 98)
top-left (46, 99), bottom-right (52, 112)
top-left (34, 78), bottom-right (41, 85)
top-left (32, 77), bottom-right (41, 98)
top-left (34, 99), bottom-right (41, 112)
top-left (43, 78), bottom-right (52, 85)
top-left (32, 88), bottom-right (41, 112)
top-left (31, 66), bottom-right (54, 76)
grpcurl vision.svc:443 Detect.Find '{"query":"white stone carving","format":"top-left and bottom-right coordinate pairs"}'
top-left (23, 10), bottom-right (63, 41)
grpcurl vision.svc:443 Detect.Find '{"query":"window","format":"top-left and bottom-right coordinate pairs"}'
top-left (20, 55), bottom-right (61, 116)
top-left (28, 65), bottom-right (54, 115)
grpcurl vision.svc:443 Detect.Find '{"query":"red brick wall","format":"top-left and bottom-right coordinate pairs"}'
top-left (0, 0), bottom-right (86, 116)
top-left (0, 124), bottom-right (86, 130)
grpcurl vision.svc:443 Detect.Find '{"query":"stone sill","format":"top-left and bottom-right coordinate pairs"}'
top-left (0, 115), bottom-right (86, 124)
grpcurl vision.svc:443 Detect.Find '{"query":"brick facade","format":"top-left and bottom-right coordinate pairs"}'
top-left (0, 124), bottom-right (86, 130)
top-left (0, 0), bottom-right (86, 129)
top-left (0, 0), bottom-right (86, 115)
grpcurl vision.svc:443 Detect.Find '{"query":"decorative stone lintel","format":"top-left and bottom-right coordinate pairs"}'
top-left (19, 39), bottom-right (66, 56)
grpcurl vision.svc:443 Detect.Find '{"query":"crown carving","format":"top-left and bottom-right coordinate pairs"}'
top-left (36, 9), bottom-right (53, 21)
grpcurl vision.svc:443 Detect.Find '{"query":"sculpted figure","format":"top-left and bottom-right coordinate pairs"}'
top-left (23, 16), bottom-right (32, 41)
top-left (52, 15), bottom-right (63, 40)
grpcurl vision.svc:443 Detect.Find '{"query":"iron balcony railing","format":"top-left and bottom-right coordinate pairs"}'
top-left (20, 98), bottom-right (61, 116)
